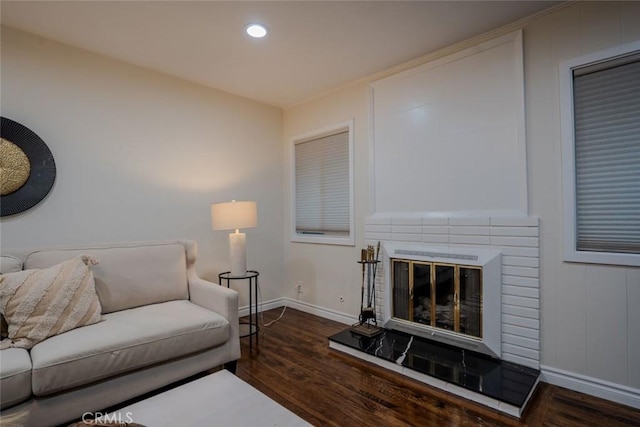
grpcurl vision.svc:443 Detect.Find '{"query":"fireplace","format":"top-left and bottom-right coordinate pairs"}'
top-left (382, 242), bottom-right (502, 358)
top-left (330, 215), bottom-right (541, 417)
top-left (391, 260), bottom-right (482, 337)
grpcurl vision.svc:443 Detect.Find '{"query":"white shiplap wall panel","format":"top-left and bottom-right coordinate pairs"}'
top-left (554, 264), bottom-right (588, 374)
top-left (585, 266), bottom-right (628, 385)
top-left (628, 269), bottom-right (640, 389)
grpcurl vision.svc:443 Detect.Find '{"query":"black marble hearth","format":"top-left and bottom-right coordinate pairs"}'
top-left (329, 328), bottom-right (539, 417)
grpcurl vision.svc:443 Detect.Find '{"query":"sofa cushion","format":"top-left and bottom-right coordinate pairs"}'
top-left (24, 243), bottom-right (189, 314)
top-left (0, 256), bottom-right (102, 350)
top-left (30, 300), bottom-right (230, 396)
top-left (0, 256), bottom-right (22, 274)
top-left (0, 348), bottom-right (32, 408)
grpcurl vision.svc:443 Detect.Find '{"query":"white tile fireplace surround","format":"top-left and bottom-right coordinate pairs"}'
top-left (365, 215), bottom-right (540, 369)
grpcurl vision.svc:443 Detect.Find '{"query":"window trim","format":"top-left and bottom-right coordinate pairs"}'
top-left (560, 39), bottom-right (640, 267)
top-left (290, 119), bottom-right (355, 246)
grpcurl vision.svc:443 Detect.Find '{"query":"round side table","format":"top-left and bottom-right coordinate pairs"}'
top-left (218, 270), bottom-right (259, 353)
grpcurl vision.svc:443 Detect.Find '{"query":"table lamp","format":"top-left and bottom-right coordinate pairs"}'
top-left (211, 200), bottom-right (257, 276)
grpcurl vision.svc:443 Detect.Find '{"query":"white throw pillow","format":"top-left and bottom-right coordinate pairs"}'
top-left (0, 256), bottom-right (102, 350)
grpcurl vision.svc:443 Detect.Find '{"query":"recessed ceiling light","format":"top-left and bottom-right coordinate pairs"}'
top-left (245, 23), bottom-right (268, 39)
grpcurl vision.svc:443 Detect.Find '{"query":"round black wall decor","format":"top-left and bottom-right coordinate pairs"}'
top-left (1, 117), bottom-right (56, 217)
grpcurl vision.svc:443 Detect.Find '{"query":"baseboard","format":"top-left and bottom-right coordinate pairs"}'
top-left (282, 298), bottom-right (358, 326)
top-left (240, 297), bottom-right (357, 325)
top-left (540, 365), bottom-right (640, 409)
top-left (238, 297), bottom-right (285, 318)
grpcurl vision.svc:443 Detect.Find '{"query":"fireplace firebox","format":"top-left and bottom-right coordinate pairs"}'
top-left (392, 260), bottom-right (482, 338)
top-left (382, 243), bottom-right (502, 358)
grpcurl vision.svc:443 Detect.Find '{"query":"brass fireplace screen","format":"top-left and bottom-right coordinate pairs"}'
top-left (391, 259), bottom-right (482, 338)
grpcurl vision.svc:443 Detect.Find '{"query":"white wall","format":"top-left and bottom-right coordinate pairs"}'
top-left (283, 83), bottom-right (370, 318)
top-left (525, 2), bottom-right (640, 405)
top-left (0, 26), bottom-right (285, 308)
top-left (371, 31), bottom-right (527, 215)
top-left (283, 1), bottom-right (640, 407)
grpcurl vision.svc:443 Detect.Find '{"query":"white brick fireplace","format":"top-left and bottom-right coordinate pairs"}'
top-left (365, 215), bottom-right (540, 369)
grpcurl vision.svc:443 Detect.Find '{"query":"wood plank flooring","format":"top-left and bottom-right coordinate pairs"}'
top-left (236, 308), bottom-right (640, 427)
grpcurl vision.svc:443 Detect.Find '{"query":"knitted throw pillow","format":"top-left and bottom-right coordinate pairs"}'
top-left (0, 256), bottom-right (102, 350)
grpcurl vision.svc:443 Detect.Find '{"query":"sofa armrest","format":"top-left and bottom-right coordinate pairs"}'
top-left (188, 278), bottom-right (238, 323)
top-left (188, 277), bottom-right (241, 362)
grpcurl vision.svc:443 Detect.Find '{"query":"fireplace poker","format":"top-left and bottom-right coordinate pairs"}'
top-left (359, 249), bottom-right (366, 323)
top-left (360, 245), bottom-right (376, 322)
top-left (366, 245), bottom-right (372, 308)
top-left (368, 241), bottom-right (381, 308)
top-left (351, 243), bottom-right (383, 337)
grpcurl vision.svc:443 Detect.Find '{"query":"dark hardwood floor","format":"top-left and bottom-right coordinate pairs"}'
top-left (236, 308), bottom-right (640, 427)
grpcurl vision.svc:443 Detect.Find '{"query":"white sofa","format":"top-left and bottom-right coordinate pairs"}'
top-left (0, 240), bottom-right (240, 427)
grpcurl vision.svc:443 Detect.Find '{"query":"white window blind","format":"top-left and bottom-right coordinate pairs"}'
top-left (295, 130), bottom-right (349, 235)
top-left (573, 55), bottom-right (640, 254)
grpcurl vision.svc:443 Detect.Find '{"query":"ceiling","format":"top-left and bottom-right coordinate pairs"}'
top-left (1, 1), bottom-right (560, 109)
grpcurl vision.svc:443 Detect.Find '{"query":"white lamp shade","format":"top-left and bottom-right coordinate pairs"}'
top-left (211, 201), bottom-right (257, 231)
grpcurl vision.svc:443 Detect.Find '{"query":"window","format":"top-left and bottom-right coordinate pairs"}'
top-left (560, 41), bottom-right (640, 266)
top-left (291, 120), bottom-right (354, 245)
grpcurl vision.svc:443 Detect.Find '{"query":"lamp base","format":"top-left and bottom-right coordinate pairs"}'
top-left (229, 232), bottom-right (247, 276)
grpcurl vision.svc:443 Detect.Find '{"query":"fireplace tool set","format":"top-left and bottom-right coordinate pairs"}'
top-left (351, 241), bottom-right (383, 337)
